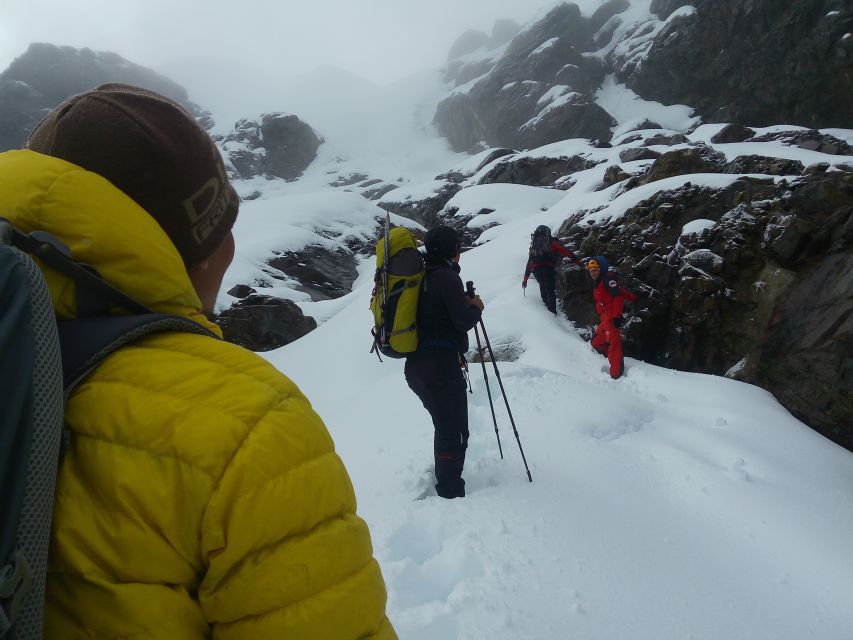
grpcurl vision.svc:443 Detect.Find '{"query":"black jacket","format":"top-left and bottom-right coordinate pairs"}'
top-left (416, 259), bottom-right (481, 354)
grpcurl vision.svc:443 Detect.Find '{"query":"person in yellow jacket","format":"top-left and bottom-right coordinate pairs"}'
top-left (0, 83), bottom-right (396, 639)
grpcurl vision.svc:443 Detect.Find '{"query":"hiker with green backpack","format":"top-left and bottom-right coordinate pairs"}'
top-left (0, 84), bottom-right (395, 639)
top-left (404, 226), bottom-right (483, 499)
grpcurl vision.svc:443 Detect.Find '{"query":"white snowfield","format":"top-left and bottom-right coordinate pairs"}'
top-left (216, 24), bottom-right (853, 640)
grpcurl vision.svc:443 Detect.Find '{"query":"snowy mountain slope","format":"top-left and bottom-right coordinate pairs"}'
top-left (219, 81), bottom-right (853, 635)
top-left (260, 208), bottom-right (853, 640)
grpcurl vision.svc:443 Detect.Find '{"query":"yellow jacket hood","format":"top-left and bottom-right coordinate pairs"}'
top-left (0, 149), bottom-right (218, 334)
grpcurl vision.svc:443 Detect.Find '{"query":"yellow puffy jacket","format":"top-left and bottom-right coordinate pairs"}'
top-left (0, 150), bottom-right (396, 639)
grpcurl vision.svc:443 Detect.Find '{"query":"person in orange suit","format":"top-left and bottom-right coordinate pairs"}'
top-left (587, 255), bottom-right (637, 379)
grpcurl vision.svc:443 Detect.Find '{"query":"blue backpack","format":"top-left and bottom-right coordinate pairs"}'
top-left (0, 218), bottom-right (213, 639)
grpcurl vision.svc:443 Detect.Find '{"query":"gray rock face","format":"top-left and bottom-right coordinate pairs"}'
top-left (379, 182), bottom-right (462, 228)
top-left (749, 129), bottom-right (852, 156)
top-left (557, 169), bottom-right (853, 451)
top-left (478, 153), bottom-right (603, 188)
top-left (620, 0), bottom-right (853, 128)
top-left (444, 20), bottom-right (522, 86)
top-left (435, 4), bottom-right (616, 152)
top-left (644, 145), bottom-right (727, 183)
top-left (220, 112), bottom-right (322, 181)
top-left (267, 245), bottom-right (358, 301)
top-left (710, 124), bottom-right (756, 144)
top-left (0, 43), bottom-right (211, 151)
top-left (217, 294), bottom-right (317, 352)
top-left (436, 1), bottom-right (852, 153)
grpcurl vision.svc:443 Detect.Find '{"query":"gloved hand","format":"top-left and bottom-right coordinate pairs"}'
top-left (522, 279), bottom-right (527, 289)
top-left (612, 315), bottom-right (626, 328)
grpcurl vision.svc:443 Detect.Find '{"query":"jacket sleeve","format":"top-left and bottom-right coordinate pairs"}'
top-left (436, 269), bottom-right (481, 333)
top-left (198, 381), bottom-right (397, 640)
top-left (523, 255), bottom-right (533, 280)
top-left (602, 276), bottom-right (625, 324)
top-left (551, 240), bottom-right (579, 263)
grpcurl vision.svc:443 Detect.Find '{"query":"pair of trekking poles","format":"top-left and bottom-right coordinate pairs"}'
top-left (466, 281), bottom-right (533, 483)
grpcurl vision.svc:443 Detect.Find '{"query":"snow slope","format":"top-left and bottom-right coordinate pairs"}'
top-left (261, 216), bottom-right (853, 639)
top-left (212, 32), bottom-right (853, 640)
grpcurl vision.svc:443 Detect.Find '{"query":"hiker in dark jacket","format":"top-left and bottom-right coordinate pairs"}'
top-left (587, 255), bottom-right (637, 379)
top-left (522, 224), bottom-right (582, 314)
top-left (405, 225), bottom-right (483, 499)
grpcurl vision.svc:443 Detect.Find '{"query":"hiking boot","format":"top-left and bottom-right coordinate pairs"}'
top-left (436, 480), bottom-right (465, 499)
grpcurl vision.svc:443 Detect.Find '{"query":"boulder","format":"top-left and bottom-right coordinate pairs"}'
top-left (644, 145), bottom-right (727, 183)
top-left (619, 148), bottom-right (661, 163)
top-left (221, 112), bottom-right (322, 181)
top-left (217, 295), bottom-right (317, 352)
top-left (478, 154), bottom-right (603, 188)
top-left (724, 155), bottom-right (804, 176)
top-left (750, 130), bottom-right (852, 156)
top-left (711, 124), bottom-right (756, 144)
top-left (267, 244), bottom-right (358, 301)
top-left (600, 164), bottom-right (630, 189)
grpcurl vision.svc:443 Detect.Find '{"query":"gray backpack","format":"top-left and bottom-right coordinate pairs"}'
top-left (0, 218), bottom-right (214, 639)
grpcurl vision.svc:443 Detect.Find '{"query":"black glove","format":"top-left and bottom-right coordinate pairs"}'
top-left (612, 315), bottom-right (626, 328)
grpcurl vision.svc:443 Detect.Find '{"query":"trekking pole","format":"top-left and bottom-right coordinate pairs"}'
top-left (466, 282), bottom-right (503, 457)
top-left (467, 281), bottom-right (533, 482)
top-left (466, 285), bottom-right (504, 459)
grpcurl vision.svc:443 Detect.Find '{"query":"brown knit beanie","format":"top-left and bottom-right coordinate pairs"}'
top-left (26, 83), bottom-right (239, 268)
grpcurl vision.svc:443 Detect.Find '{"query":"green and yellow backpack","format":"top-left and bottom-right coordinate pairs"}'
top-left (370, 218), bottom-right (424, 359)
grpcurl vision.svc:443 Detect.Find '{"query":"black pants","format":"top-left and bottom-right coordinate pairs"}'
top-left (404, 349), bottom-right (469, 498)
top-left (533, 267), bottom-right (557, 314)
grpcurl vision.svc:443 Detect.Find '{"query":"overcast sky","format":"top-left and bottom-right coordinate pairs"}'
top-left (0, 0), bottom-right (571, 85)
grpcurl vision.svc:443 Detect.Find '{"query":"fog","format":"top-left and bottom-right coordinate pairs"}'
top-left (1, 1), bottom-right (618, 136)
top-left (0, 0), bottom-right (576, 84)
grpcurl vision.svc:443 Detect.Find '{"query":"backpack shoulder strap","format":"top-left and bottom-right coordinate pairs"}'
top-left (60, 314), bottom-right (217, 394)
top-left (0, 218), bottom-right (217, 638)
top-left (0, 240), bottom-right (63, 639)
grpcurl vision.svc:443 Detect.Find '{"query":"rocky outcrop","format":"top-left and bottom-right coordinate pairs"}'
top-left (710, 124), bottom-right (755, 144)
top-left (621, 0), bottom-right (853, 129)
top-left (444, 20), bottom-right (522, 86)
top-left (378, 182), bottom-right (462, 228)
top-left (0, 43), bottom-right (211, 151)
top-left (217, 294), bottom-right (317, 352)
top-left (435, 1), bottom-right (852, 153)
top-left (434, 4), bottom-right (617, 152)
top-left (220, 113), bottom-right (322, 181)
top-left (557, 169), bottom-right (853, 451)
top-left (478, 153), bottom-right (603, 188)
top-left (749, 129), bottom-right (852, 156)
top-left (267, 244), bottom-right (358, 301)
top-left (643, 145), bottom-right (727, 183)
